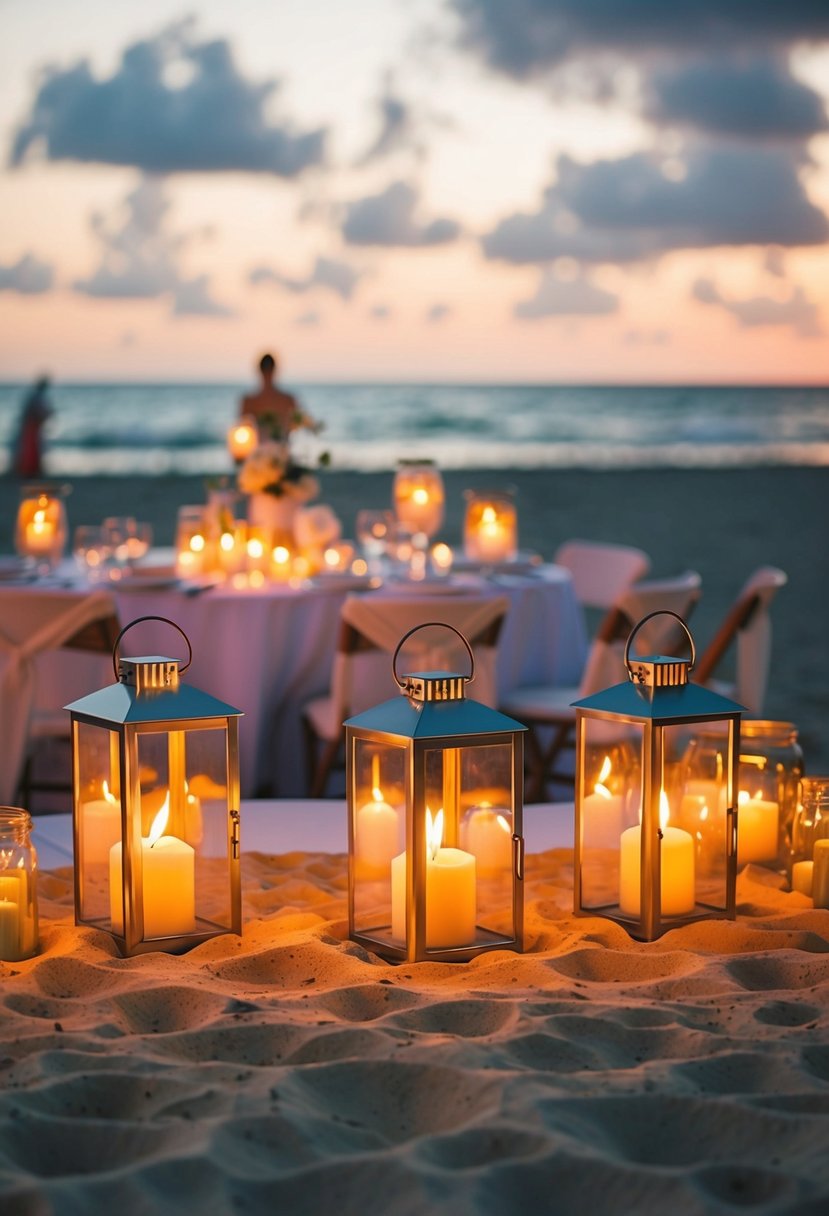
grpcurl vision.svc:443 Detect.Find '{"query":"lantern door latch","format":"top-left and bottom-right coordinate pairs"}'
top-left (230, 809), bottom-right (241, 859)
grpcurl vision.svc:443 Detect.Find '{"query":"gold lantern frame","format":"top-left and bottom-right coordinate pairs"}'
top-left (65, 616), bottom-right (243, 956)
top-left (573, 612), bottom-right (742, 942)
top-left (345, 623), bottom-right (526, 963)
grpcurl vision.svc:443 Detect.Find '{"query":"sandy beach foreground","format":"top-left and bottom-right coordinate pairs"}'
top-left (1, 849), bottom-right (829, 1213)
top-left (1, 466), bottom-right (827, 766)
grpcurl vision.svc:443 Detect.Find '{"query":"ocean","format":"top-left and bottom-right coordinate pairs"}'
top-left (1, 382), bottom-right (827, 476)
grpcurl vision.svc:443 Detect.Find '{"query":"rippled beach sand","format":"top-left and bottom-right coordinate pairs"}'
top-left (2, 850), bottom-right (829, 1214)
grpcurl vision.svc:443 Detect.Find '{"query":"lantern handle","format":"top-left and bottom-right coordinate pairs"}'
top-left (624, 610), bottom-right (696, 674)
top-left (111, 616), bottom-right (193, 679)
top-left (392, 621), bottom-right (475, 687)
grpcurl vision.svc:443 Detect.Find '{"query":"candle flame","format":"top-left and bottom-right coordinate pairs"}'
top-left (659, 788), bottom-right (671, 830)
top-left (426, 806), bottom-right (444, 860)
top-left (412, 487), bottom-right (429, 505)
top-left (496, 814), bottom-right (511, 834)
top-left (700, 804), bottom-right (709, 822)
top-left (147, 793), bottom-right (171, 848)
top-left (273, 545), bottom-right (290, 565)
top-left (482, 505), bottom-right (497, 524)
top-left (102, 780), bottom-right (118, 805)
top-left (190, 533), bottom-right (205, 553)
top-left (371, 787), bottom-right (385, 804)
top-left (247, 538), bottom-right (264, 559)
top-left (598, 755), bottom-right (612, 784)
top-left (738, 789), bottom-right (763, 806)
top-left (220, 531), bottom-right (235, 552)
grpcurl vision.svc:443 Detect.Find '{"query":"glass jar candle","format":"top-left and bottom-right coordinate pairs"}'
top-left (393, 461), bottom-right (445, 541)
top-left (0, 807), bottom-right (39, 962)
top-left (463, 490), bottom-right (518, 564)
top-left (15, 483), bottom-right (68, 572)
top-left (739, 721), bottom-right (803, 870)
top-left (790, 776), bottom-right (829, 902)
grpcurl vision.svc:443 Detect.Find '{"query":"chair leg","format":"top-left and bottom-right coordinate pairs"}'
top-left (302, 716), bottom-right (318, 797)
top-left (525, 722), bottom-right (574, 802)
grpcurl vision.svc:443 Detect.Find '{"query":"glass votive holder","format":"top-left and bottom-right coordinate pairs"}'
top-left (73, 524), bottom-right (111, 581)
top-left (393, 461), bottom-right (445, 541)
top-left (175, 506), bottom-right (211, 578)
top-left (15, 483), bottom-right (69, 573)
top-left (0, 807), bottom-right (39, 962)
top-left (791, 776), bottom-right (829, 902)
top-left (463, 489), bottom-right (518, 564)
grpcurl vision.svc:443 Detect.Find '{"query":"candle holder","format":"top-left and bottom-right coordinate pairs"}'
top-left (345, 622), bottom-right (526, 962)
top-left (393, 460), bottom-right (445, 543)
top-left (15, 482), bottom-right (69, 573)
top-left (0, 807), bottom-right (39, 962)
top-left (573, 611), bottom-right (742, 941)
top-left (791, 777), bottom-right (829, 904)
top-left (65, 616), bottom-right (243, 956)
top-left (463, 490), bottom-right (518, 565)
top-left (227, 415), bottom-right (259, 463)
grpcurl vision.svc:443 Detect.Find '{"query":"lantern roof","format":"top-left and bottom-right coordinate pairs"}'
top-left (65, 677), bottom-right (242, 725)
top-left (572, 673), bottom-right (743, 722)
top-left (346, 688), bottom-right (525, 740)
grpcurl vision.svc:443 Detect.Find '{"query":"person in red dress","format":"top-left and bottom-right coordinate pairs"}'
top-left (12, 375), bottom-right (54, 478)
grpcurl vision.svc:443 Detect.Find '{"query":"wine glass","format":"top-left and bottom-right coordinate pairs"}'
top-left (73, 525), bottom-right (111, 582)
top-left (355, 509), bottom-right (395, 576)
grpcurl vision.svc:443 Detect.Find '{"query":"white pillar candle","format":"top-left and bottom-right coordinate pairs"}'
top-left (24, 511), bottom-right (57, 555)
top-left (109, 796), bottom-right (195, 939)
top-left (461, 806), bottom-right (512, 875)
top-left (391, 808), bottom-right (476, 948)
top-left (356, 788), bottom-right (399, 876)
top-left (0, 871), bottom-right (34, 962)
top-left (0, 897), bottom-right (20, 961)
top-left (619, 791), bottom-right (695, 918)
top-left (81, 781), bottom-right (122, 865)
top-left (582, 756), bottom-right (625, 849)
top-left (792, 860), bottom-right (813, 897)
top-left (813, 839), bottom-right (829, 908)
top-left (736, 790), bottom-right (779, 864)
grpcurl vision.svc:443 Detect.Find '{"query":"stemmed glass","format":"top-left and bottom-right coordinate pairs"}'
top-left (102, 517), bottom-right (153, 572)
top-left (73, 525), bottom-right (112, 583)
top-left (355, 510), bottom-right (395, 577)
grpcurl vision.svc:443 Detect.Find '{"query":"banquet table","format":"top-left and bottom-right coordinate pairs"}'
top-left (22, 565), bottom-right (587, 799)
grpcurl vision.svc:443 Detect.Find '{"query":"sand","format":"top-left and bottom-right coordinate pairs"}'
top-left (1, 466), bottom-right (827, 767)
top-left (2, 849), bottom-right (829, 1214)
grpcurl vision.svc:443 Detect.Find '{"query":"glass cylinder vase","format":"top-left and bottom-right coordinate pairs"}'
top-left (0, 807), bottom-right (39, 962)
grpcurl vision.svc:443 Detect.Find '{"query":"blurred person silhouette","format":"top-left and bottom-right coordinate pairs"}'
top-left (240, 352), bottom-right (303, 440)
top-left (12, 374), bottom-right (54, 478)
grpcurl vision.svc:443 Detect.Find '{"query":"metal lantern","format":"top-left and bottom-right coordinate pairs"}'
top-left (573, 611), bottom-right (742, 941)
top-left (65, 616), bottom-right (243, 956)
top-left (345, 622), bottom-right (526, 962)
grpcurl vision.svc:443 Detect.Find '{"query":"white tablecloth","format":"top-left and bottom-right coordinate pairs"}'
top-left (29, 567), bottom-right (586, 797)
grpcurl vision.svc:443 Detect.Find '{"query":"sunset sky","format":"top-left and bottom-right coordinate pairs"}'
top-left (1, 0), bottom-right (828, 383)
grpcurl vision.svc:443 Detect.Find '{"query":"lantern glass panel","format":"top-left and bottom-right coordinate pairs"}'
top-left (351, 738), bottom-right (406, 941)
top-left (579, 719), bottom-right (643, 911)
top-left (457, 743), bottom-right (515, 935)
top-left (75, 720), bottom-right (122, 924)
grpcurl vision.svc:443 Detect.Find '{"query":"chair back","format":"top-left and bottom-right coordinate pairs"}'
top-left (332, 593), bottom-right (509, 719)
top-left (578, 570), bottom-right (703, 697)
top-left (695, 566), bottom-right (787, 714)
top-left (0, 589), bottom-right (120, 803)
top-left (554, 540), bottom-right (651, 611)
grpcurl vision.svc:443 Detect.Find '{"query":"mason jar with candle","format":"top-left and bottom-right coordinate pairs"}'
top-left (392, 461), bottom-right (445, 542)
top-left (790, 776), bottom-right (829, 904)
top-left (463, 490), bottom-right (518, 565)
top-left (0, 807), bottom-right (39, 962)
top-left (574, 612), bottom-right (742, 942)
top-left (345, 623), bottom-right (526, 962)
top-left (65, 616), bottom-right (242, 956)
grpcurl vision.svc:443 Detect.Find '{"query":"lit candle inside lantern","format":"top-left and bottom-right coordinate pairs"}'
top-left (227, 417), bottom-right (258, 462)
top-left (109, 794), bottom-right (196, 938)
top-left (461, 805), bottom-right (512, 875)
top-left (391, 807), bottom-right (476, 948)
top-left (431, 542), bottom-right (454, 574)
top-left (619, 790), bottom-right (695, 918)
top-left (582, 755), bottom-right (625, 849)
top-left (356, 760), bottom-right (399, 876)
top-left (736, 789), bottom-right (779, 865)
top-left (394, 472), bottom-right (444, 536)
top-left (218, 526), bottom-right (247, 576)
top-left (81, 779), bottom-right (122, 865)
top-left (464, 497), bottom-right (517, 563)
top-left (813, 839), bottom-right (829, 908)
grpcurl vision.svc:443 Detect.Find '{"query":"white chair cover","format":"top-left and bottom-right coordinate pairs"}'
top-left (554, 540), bottom-right (651, 611)
top-left (329, 593), bottom-right (510, 724)
top-left (0, 589), bottom-right (118, 804)
top-left (727, 567), bottom-right (787, 714)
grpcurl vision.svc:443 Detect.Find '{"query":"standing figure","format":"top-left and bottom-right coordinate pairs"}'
top-left (12, 375), bottom-right (54, 478)
top-left (239, 353), bottom-right (301, 440)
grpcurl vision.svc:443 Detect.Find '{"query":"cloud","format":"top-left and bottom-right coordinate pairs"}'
top-left (647, 54), bottom-right (828, 139)
top-left (692, 275), bottom-right (822, 336)
top-left (342, 181), bottom-right (461, 247)
top-left (74, 177), bottom-right (232, 316)
top-left (482, 145), bottom-right (829, 265)
top-left (0, 252), bottom-right (54, 294)
top-left (11, 22), bottom-right (326, 176)
top-left (425, 303), bottom-right (452, 322)
top-left (514, 268), bottom-right (618, 318)
top-left (250, 256), bottom-right (364, 300)
top-left (357, 90), bottom-right (416, 164)
top-left (451, 1), bottom-right (829, 78)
